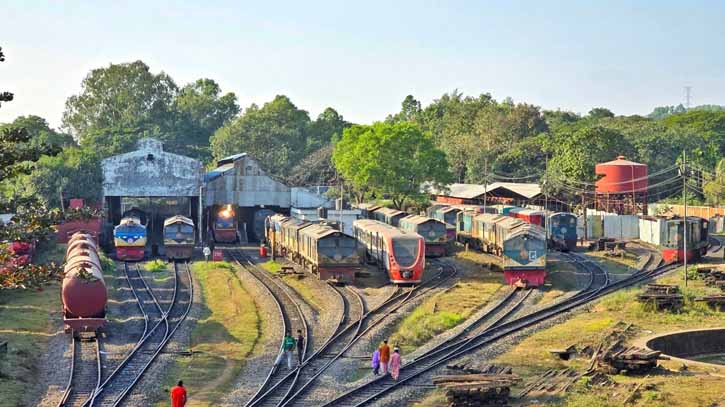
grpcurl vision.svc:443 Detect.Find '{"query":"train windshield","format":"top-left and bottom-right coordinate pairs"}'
top-left (393, 238), bottom-right (419, 266)
top-left (417, 222), bottom-right (445, 241)
top-left (319, 237), bottom-right (357, 259)
top-left (215, 217), bottom-right (235, 229)
top-left (115, 224), bottom-right (145, 235)
top-left (443, 212), bottom-right (457, 226)
top-left (165, 224), bottom-right (194, 238)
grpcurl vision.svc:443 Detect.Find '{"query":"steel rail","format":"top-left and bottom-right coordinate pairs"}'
top-left (56, 335), bottom-right (102, 407)
top-left (321, 253), bottom-right (620, 406)
top-left (231, 249), bottom-right (309, 407)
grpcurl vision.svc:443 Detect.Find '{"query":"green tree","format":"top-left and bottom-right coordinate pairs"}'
top-left (0, 115), bottom-right (75, 149)
top-left (703, 159), bottom-right (725, 205)
top-left (28, 147), bottom-right (103, 208)
top-left (332, 122), bottom-right (452, 209)
top-left (172, 78), bottom-right (239, 160)
top-left (62, 60), bottom-right (178, 155)
top-left (210, 96), bottom-right (310, 176)
top-left (588, 107), bottom-right (615, 119)
top-left (307, 107), bottom-right (349, 153)
top-left (547, 124), bottom-right (634, 184)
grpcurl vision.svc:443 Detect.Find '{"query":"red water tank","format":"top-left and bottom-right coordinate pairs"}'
top-left (595, 156), bottom-right (648, 194)
top-left (259, 245), bottom-right (268, 257)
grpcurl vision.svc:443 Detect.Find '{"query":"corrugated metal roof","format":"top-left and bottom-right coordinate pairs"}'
top-left (218, 153), bottom-right (247, 165)
top-left (204, 163), bottom-right (235, 182)
top-left (431, 182), bottom-right (541, 200)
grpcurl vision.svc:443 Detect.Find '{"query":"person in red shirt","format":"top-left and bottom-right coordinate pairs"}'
top-left (170, 380), bottom-right (187, 407)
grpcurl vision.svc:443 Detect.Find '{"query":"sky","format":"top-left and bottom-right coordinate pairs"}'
top-left (1, 0), bottom-right (724, 129)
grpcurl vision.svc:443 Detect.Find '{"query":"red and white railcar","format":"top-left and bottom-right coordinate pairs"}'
top-left (353, 219), bottom-right (425, 284)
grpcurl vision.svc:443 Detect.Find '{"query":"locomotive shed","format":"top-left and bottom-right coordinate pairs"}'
top-left (102, 138), bottom-right (204, 256)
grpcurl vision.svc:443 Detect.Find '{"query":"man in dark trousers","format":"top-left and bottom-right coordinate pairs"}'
top-left (296, 329), bottom-right (305, 365)
top-left (170, 380), bottom-right (187, 407)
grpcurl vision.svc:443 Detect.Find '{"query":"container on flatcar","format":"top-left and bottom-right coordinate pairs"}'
top-left (508, 207), bottom-right (545, 226)
top-left (372, 207), bottom-right (408, 227)
top-left (353, 219), bottom-right (425, 284)
top-left (113, 216), bottom-right (146, 261)
top-left (164, 215), bottom-right (195, 260)
top-left (399, 215), bottom-right (448, 257)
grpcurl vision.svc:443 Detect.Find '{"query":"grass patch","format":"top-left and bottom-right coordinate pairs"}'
top-left (280, 275), bottom-right (323, 311)
top-left (261, 260), bottom-right (283, 273)
top-left (495, 267), bottom-right (725, 405)
top-left (388, 272), bottom-right (502, 354)
top-left (585, 251), bottom-right (638, 276)
top-left (0, 286), bottom-right (60, 407)
top-left (145, 259), bottom-right (169, 273)
top-left (155, 261), bottom-right (261, 407)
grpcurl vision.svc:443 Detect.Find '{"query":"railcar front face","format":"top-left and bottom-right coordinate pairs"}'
top-left (387, 236), bottom-right (425, 283)
top-left (164, 222), bottom-right (195, 260)
top-left (213, 206), bottom-right (237, 242)
top-left (502, 233), bottom-right (546, 287)
top-left (316, 235), bottom-right (361, 283)
top-left (114, 223), bottom-right (146, 261)
top-left (418, 221), bottom-right (448, 257)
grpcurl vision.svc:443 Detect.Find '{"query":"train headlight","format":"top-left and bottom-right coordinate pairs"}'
top-left (402, 270), bottom-right (412, 279)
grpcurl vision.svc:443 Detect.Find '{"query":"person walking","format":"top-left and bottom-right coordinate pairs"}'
top-left (389, 347), bottom-right (401, 381)
top-left (371, 348), bottom-right (381, 375)
top-left (296, 329), bottom-right (305, 366)
top-left (170, 380), bottom-right (187, 407)
top-left (379, 340), bottom-right (391, 375)
top-left (275, 332), bottom-right (296, 370)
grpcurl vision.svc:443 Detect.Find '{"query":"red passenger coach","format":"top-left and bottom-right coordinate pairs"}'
top-left (353, 219), bottom-right (426, 284)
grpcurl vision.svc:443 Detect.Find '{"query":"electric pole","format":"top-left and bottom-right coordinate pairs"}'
top-left (683, 151), bottom-right (688, 286)
top-left (684, 86), bottom-right (692, 110)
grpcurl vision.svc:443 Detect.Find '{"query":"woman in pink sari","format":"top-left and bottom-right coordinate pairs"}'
top-left (389, 347), bottom-right (401, 380)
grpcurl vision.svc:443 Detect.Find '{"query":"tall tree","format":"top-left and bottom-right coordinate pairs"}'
top-left (588, 107), bottom-right (615, 119)
top-left (210, 96), bottom-right (310, 176)
top-left (307, 107), bottom-right (349, 153)
top-left (333, 122), bottom-right (452, 208)
top-left (62, 60), bottom-right (178, 155)
top-left (0, 115), bottom-right (75, 149)
top-left (28, 147), bottom-right (103, 208)
top-left (547, 123), bottom-right (634, 184)
top-left (172, 78), bottom-right (239, 160)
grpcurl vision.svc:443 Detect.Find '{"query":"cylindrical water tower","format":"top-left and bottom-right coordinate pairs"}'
top-left (594, 156), bottom-right (648, 214)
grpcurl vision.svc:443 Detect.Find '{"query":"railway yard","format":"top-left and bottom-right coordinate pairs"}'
top-left (0, 230), bottom-right (722, 406)
top-left (2, 20), bottom-right (725, 406)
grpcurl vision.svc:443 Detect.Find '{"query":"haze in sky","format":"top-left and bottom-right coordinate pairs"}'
top-left (1, 0), bottom-right (724, 128)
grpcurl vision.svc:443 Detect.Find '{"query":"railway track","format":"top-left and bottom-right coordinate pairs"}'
top-left (236, 252), bottom-right (457, 407)
top-left (83, 261), bottom-right (193, 407)
top-left (229, 250), bottom-right (310, 407)
top-left (56, 336), bottom-right (102, 407)
top-left (319, 253), bottom-right (627, 406)
top-left (708, 236), bottom-right (723, 254)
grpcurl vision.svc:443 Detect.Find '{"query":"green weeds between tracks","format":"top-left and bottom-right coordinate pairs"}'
top-left (154, 261), bottom-right (261, 407)
top-left (144, 259), bottom-right (168, 273)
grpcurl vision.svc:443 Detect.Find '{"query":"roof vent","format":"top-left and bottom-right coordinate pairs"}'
top-left (146, 154), bottom-right (155, 161)
top-left (617, 155), bottom-right (626, 160)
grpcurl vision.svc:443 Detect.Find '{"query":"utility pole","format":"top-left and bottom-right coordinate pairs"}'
top-left (544, 154), bottom-right (549, 242)
top-left (684, 86), bottom-right (692, 109)
top-left (683, 151), bottom-right (688, 286)
top-left (483, 155), bottom-right (488, 213)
